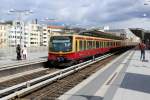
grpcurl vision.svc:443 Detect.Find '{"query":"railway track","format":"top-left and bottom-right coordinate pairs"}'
top-left (0, 52), bottom-right (121, 100)
top-left (0, 68), bottom-right (59, 90)
top-left (0, 59), bottom-right (47, 79)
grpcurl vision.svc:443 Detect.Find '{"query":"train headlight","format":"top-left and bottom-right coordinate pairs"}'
top-left (59, 51), bottom-right (63, 54)
top-left (57, 57), bottom-right (65, 62)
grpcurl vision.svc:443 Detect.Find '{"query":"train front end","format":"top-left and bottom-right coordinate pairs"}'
top-left (48, 35), bottom-right (74, 67)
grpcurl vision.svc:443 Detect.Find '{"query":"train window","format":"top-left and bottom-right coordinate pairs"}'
top-left (96, 41), bottom-right (99, 48)
top-left (84, 40), bottom-right (86, 50)
top-left (113, 42), bottom-right (115, 47)
top-left (101, 42), bottom-right (103, 48)
top-left (91, 41), bottom-right (93, 49)
top-left (50, 36), bottom-right (72, 52)
top-left (105, 41), bottom-right (107, 47)
top-left (107, 41), bottom-right (109, 47)
top-left (101, 41), bottom-right (103, 48)
top-left (98, 41), bottom-right (100, 48)
top-left (79, 41), bottom-right (81, 50)
top-left (110, 42), bottom-right (112, 47)
top-left (107, 42), bottom-right (108, 47)
top-left (79, 40), bottom-right (84, 51)
top-left (90, 41), bottom-right (93, 49)
top-left (109, 41), bottom-right (111, 47)
top-left (104, 41), bottom-right (106, 48)
top-left (92, 41), bottom-right (94, 49)
top-left (87, 41), bottom-right (92, 49)
top-left (101, 41), bottom-right (104, 48)
top-left (99, 41), bottom-right (101, 48)
top-left (119, 42), bottom-right (121, 46)
top-left (87, 41), bottom-right (90, 49)
top-left (82, 40), bottom-right (85, 50)
top-left (93, 41), bottom-right (95, 49)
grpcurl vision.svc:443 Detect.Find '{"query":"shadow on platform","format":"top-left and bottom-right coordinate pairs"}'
top-left (40, 56), bottom-right (48, 59)
top-left (11, 59), bottom-right (18, 61)
top-left (133, 64), bottom-right (150, 69)
top-left (65, 94), bottom-right (103, 100)
top-left (128, 58), bottom-right (140, 61)
top-left (142, 60), bottom-right (149, 62)
top-left (121, 72), bottom-right (150, 94)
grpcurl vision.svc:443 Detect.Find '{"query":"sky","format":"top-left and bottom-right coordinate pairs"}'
top-left (0, 0), bottom-right (150, 29)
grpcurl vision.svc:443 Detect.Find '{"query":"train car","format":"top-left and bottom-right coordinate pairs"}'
top-left (47, 33), bottom-right (137, 67)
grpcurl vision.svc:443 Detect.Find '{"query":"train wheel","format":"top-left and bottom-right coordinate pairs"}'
top-left (45, 61), bottom-right (54, 68)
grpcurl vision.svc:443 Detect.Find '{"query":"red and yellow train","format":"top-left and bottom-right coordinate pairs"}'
top-left (47, 33), bottom-right (137, 67)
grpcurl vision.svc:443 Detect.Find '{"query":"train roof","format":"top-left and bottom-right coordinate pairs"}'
top-left (79, 30), bottom-right (123, 40)
top-left (73, 34), bottom-right (114, 41)
top-left (52, 34), bottom-right (121, 41)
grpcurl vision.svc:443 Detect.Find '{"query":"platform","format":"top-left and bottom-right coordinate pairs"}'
top-left (0, 51), bottom-right (47, 68)
top-left (58, 50), bottom-right (150, 100)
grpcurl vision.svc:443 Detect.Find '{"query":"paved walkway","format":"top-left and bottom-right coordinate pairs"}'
top-left (0, 51), bottom-right (48, 67)
top-left (58, 50), bottom-right (150, 100)
top-left (112, 50), bottom-right (150, 100)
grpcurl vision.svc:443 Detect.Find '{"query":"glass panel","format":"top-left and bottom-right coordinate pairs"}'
top-left (50, 36), bottom-right (72, 52)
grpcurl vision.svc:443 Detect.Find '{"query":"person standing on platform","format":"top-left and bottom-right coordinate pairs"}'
top-left (22, 45), bottom-right (27, 60)
top-left (139, 40), bottom-right (146, 61)
top-left (16, 44), bottom-right (21, 60)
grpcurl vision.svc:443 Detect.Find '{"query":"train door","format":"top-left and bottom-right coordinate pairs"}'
top-left (76, 39), bottom-right (79, 52)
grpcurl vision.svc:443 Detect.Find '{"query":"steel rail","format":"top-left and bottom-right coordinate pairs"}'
top-left (0, 59), bottom-right (47, 79)
top-left (0, 53), bottom-right (113, 100)
top-left (0, 59), bottom-right (47, 71)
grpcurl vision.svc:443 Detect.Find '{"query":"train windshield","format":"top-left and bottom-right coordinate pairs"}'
top-left (50, 36), bottom-right (72, 52)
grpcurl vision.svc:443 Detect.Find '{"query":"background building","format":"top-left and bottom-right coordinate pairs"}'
top-left (0, 20), bottom-right (86, 48)
top-left (47, 26), bottom-right (64, 36)
top-left (26, 22), bottom-right (41, 47)
top-left (42, 25), bottom-right (48, 46)
top-left (0, 22), bottom-right (11, 48)
top-left (8, 20), bottom-right (25, 47)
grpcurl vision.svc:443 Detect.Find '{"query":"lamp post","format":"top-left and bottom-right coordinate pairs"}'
top-left (143, 1), bottom-right (150, 41)
top-left (144, 0), bottom-right (150, 5)
top-left (8, 9), bottom-right (33, 20)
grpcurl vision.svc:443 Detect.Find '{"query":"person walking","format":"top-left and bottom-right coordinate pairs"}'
top-left (16, 44), bottom-right (21, 60)
top-left (139, 40), bottom-right (146, 61)
top-left (22, 45), bottom-right (27, 60)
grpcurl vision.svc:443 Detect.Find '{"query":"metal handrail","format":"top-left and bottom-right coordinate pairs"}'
top-left (0, 53), bottom-right (113, 99)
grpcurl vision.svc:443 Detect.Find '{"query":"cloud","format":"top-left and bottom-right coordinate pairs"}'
top-left (0, 0), bottom-right (150, 29)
